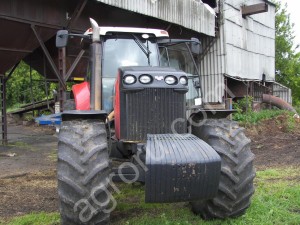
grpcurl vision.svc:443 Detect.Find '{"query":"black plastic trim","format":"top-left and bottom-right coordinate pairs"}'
top-left (62, 110), bottom-right (107, 121)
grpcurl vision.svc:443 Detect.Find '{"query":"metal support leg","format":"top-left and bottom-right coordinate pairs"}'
top-left (58, 47), bottom-right (67, 111)
top-left (64, 49), bottom-right (85, 82)
top-left (29, 62), bottom-right (35, 117)
top-left (1, 77), bottom-right (7, 145)
top-left (43, 54), bottom-right (50, 110)
top-left (0, 63), bottom-right (20, 145)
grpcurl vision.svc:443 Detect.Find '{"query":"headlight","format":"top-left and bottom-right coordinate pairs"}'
top-left (139, 74), bottom-right (152, 84)
top-left (123, 75), bottom-right (136, 85)
top-left (165, 76), bottom-right (177, 85)
top-left (179, 76), bottom-right (188, 85)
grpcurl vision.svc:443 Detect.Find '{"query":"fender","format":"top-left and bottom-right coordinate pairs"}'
top-left (72, 81), bottom-right (90, 110)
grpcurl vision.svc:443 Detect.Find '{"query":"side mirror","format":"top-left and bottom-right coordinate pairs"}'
top-left (56, 30), bottom-right (69, 48)
top-left (190, 38), bottom-right (202, 55)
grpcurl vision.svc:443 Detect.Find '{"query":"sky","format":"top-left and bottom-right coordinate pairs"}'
top-left (280, 0), bottom-right (300, 49)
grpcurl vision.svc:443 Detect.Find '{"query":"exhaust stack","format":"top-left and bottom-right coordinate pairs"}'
top-left (89, 18), bottom-right (102, 110)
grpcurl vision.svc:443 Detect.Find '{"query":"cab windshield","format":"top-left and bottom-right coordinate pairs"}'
top-left (159, 43), bottom-right (201, 108)
top-left (102, 35), bottom-right (159, 77)
top-left (101, 34), bottom-right (159, 112)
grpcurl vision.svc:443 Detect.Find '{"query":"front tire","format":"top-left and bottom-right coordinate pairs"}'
top-left (58, 120), bottom-right (110, 224)
top-left (191, 119), bottom-right (255, 219)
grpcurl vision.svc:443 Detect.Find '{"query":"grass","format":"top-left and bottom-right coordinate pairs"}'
top-left (114, 167), bottom-right (300, 224)
top-left (232, 96), bottom-right (300, 126)
top-left (47, 150), bottom-right (58, 162)
top-left (233, 109), bottom-right (287, 125)
top-left (2, 169), bottom-right (299, 225)
top-left (295, 105), bottom-right (300, 114)
top-left (0, 212), bottom-right (60, 225)
top-left (233, 109), bottom-right (300, 132)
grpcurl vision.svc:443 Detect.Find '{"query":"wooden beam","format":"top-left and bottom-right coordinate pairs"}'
top-left (241, 3), bottom-right (268, 17)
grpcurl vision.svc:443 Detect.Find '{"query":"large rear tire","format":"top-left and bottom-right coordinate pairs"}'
top-left (191, 119), bottom-right (255, 219)
top-left (58, 120), bottom-right (110, 224)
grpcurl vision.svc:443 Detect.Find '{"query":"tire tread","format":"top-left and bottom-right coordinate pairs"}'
top-left (58, 120), bottom-right (110, 225)
top-left (191, 119), bottom-right (256, 219)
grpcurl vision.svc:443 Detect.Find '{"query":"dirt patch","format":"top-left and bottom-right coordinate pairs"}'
top-left (246, 114), bottom-right (300, 170)
top-left (0, 123), bottom-right (58, 219)
top-left (0, 124), bottom-right (57, 178)
top-left (0, 171), bottom-right (58, 219)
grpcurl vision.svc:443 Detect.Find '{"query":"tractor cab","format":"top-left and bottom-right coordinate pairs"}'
top-left (100, 29), bottom-right (202, 113)
top-left (58, 25), bottom-right (202, 113)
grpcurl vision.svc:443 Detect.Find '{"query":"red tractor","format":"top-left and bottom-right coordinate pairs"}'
top-left (56, 19), bottom-right (255, 224)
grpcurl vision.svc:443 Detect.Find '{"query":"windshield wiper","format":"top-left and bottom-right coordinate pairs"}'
top-left (132, 34), bottom-right (151, 65)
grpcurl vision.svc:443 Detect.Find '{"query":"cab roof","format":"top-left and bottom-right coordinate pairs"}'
top-left (84, 27), bottom-right (169, 38)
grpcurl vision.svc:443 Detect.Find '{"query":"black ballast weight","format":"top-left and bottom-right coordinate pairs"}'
top-left (145, 134), bottom-right (221, 203)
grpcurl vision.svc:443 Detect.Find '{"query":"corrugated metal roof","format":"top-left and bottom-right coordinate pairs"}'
top-left (96, 0), bottom-right (216, 36)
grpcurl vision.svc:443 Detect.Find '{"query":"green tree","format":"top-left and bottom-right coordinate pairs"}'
top-left (6, 61), bottom-right (51, 108)
top-left (274, 1), bottom-right (300, 105)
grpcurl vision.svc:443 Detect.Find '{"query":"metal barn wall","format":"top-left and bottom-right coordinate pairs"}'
top-left (199, 34), bottom-right (226, 104)
top-left (199, 0), bottom-right (275, 104)
top-left (224, 0), bottom-right (275, 81)
top-left (273, 82), bottom-right (292, 104)
top-left (97, 0), bottom-right (216, 36)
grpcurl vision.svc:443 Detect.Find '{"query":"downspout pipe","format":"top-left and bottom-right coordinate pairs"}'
top-left (262, 94), bottom-right (298, 116)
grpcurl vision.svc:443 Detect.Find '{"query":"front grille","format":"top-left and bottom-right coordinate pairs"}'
top-left (124, 88), bottom-right (186, 141)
